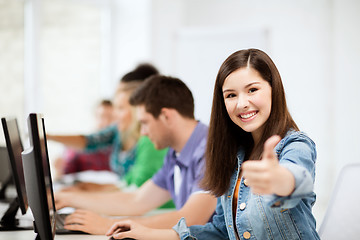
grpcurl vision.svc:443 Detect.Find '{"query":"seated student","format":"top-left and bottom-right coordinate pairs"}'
top-left (54, 75), bottom-right (217, 235)
top-left (47, 64), bottom-right (166, 190)
top-left (54, 99), bottom-right (114, 180)
top-left (120, 63), bottom-right (159, 85)
top-left (106, 49), bottom-right (320, 240)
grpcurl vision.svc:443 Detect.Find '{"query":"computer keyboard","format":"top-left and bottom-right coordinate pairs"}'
top-left (55, 213), bottom-right (67, 230)
top-left (55, 213), bottom-right (86, 234)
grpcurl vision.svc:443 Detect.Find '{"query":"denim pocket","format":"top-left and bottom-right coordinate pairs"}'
top-left (271, 208), bottom-right (301, 240)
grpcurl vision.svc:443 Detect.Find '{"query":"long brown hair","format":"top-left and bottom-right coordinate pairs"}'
top-left (201, 49), bottom-right (298, 197)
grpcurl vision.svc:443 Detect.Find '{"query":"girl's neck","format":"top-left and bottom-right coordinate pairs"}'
top-left (121, 131), bottom-right (138, 151)
top-left (251, 124), bottom-right (266, 146)
top-left (122, 137), bottom-right (137, 151)
top-left (248, 136), bottom-right (260, 160)
top-left (251, 131), bottom-right (261, 146)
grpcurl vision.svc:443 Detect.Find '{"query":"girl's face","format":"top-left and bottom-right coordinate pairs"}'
top-left (222, 67), bottom-right (272, 143)
top-left (113, 91), bottom-right (133, 132)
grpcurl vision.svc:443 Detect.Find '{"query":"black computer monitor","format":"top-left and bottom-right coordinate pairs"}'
top-left (0, 146), bottom-right (13, 201)
top-left (22, 113), bottom-right (56, 240)
top-left (0, 117), bottom-right (32, 230)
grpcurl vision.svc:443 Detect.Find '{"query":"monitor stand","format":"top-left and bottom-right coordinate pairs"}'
top-left (34, 222), bottom-right (40, 240)
top-left (0, 197), bottom-right (32, 231)
top-left (0, 175), bottom-right (13, 202)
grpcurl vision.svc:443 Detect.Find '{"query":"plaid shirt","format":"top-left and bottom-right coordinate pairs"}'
top-left (63, 147), bottom-right (111, 174)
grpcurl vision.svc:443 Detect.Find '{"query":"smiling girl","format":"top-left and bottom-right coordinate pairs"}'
top-left (107, 49), bottom-right (320, 240)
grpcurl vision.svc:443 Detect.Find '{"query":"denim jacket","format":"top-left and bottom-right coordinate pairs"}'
top-left (173, 131), bottom-right (320, 240)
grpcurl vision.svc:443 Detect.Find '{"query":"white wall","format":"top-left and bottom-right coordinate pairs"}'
top-left (0, 0), bottom-right (25, 145)
top-left (111, 0), bottom-right (152, 87)
top-left (333, 0), bottom-right (360, 177)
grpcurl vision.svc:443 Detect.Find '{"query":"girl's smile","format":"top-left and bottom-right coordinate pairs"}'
top-left (238, 110), bottom-right (258, 122)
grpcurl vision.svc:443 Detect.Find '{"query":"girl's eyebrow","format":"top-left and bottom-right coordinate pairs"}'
top-left (222, 89), bottom-right (233, 93)
top-left (245, 81), bottom-right (261, 88)
top-left (223, 81), bottom-right (261, 93)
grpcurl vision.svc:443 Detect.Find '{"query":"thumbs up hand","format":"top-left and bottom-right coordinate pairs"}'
top-left (242, 135), bottom-right (295, 196)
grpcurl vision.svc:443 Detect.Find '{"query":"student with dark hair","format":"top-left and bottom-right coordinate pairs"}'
top-left (56, 75), bottom-right (217, 235)
top-left (48, 64), bottom-right (166, 191)
top-left (121, 63), bottom-right (159, 83)
top-left (106, 49), bottom-right (320, 240)
top-left (129, 75), bottom-right (195, 119)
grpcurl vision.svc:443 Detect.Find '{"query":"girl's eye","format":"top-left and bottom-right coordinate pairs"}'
top-left (249, 88), bottom-right (258, 93)
top-left (225, 93), bottom-right (236, 98)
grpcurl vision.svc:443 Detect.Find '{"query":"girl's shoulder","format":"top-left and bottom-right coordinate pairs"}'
top-left (276, 130), bottom-right (316, 152)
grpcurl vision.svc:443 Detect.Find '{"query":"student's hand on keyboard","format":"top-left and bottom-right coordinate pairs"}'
top-left (55, 191), bottom-right (74, 210)
top-left (63, 209), bottom-right (116, 235)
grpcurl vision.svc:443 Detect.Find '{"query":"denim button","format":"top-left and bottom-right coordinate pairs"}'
top-left (243, 231), bottom-right (251, 239)
top-left (239, 202), bottom-right (246, 210)
top-left (244, 178), bottom-right (249, 187)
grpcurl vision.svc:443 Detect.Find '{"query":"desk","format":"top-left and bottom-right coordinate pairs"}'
top-left (0, 231), bottom-right (109, 240)
top-left (0, 205), bottom-right (173, 240)
top-left (0, 191), bottom-right (174, 240)
top-left (0, 202), bottom-right (109, 240)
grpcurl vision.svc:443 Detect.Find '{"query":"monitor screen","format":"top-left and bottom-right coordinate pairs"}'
top-left (22, 113), bottom-right (56, 240)
top-left (1, 117), bottom-right (32, 231)
top-left (1, 118), bottom-right (28, 214)
top-left (0, 146), bottom-right (12, 194)
top-left (0, 146), bottom-right (13, 201)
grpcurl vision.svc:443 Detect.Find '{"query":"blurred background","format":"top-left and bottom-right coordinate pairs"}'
top-left (1, 0), bottom-right (360, 228)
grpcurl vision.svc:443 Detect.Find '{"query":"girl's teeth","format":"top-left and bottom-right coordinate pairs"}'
top-left (241, 112), bottom-right (256, 119)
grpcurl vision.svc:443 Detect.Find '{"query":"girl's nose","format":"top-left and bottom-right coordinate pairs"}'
top-left (237, 94), bottom-right (249, 110)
